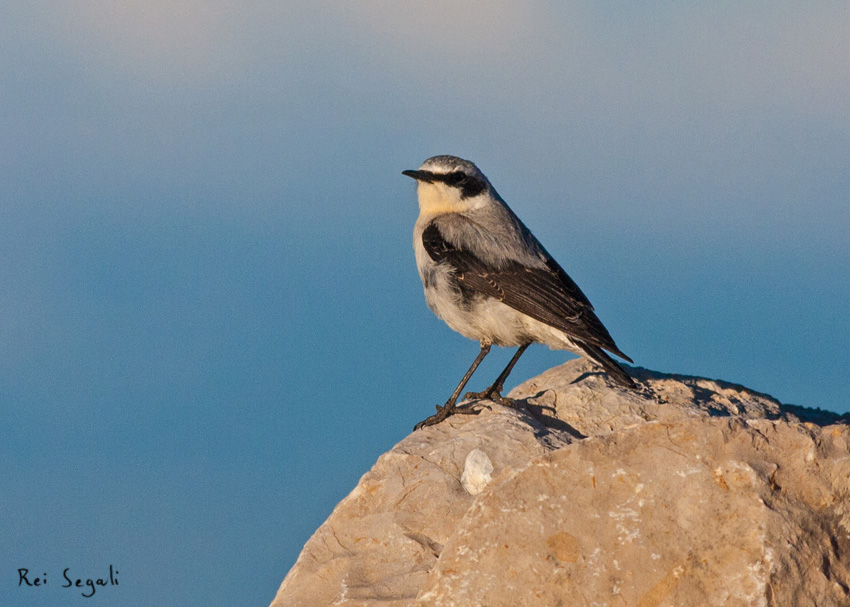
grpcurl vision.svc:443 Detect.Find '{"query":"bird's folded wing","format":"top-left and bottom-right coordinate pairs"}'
top-left (422, 221), bottom-right (632, 362)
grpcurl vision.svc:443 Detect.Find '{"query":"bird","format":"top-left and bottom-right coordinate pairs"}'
top-left (403, 155), bottom-right (636, 430)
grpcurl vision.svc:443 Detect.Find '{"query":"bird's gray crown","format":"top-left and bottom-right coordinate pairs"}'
top-left (420, 155), bottom-right (484, 180)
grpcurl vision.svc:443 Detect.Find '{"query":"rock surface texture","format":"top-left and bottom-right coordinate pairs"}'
top-left (269, 359), bottom-right (850, 607)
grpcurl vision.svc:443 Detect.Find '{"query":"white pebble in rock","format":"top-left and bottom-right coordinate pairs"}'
top-left (461, 448), bottom-right (494, 495)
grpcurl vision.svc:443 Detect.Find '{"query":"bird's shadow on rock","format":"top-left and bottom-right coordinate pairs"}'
top-left (507, 396), bottom-right (588, 440)
top-left (569, 370), bottom-right (606, 386)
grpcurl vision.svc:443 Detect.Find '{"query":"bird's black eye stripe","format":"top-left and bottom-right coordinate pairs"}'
top-left (432, 170), bottom-right (486, 198)
top-left (443, 171), bottom-right (468, 186)
top-left (459, 176), bottom-right (486, 199)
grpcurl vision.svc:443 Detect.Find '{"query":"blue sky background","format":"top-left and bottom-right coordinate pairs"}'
top-left (1, 2), bottom-right (848, 606)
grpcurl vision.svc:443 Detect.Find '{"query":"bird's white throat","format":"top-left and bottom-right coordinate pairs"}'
top-left (416, 182), bottom-right (470, 217)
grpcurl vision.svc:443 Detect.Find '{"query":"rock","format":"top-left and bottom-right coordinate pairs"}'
top-left (270, 401), bottom-right (573, 607)
top-left (420, 419), bottom-right (850, 607)
top-left (269, 359), bottom-right (850, 607)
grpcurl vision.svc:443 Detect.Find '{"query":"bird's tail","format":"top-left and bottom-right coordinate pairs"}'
top-left (576, 342), bottom-right (636, 389)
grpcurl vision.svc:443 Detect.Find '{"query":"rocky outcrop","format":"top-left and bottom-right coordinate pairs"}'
top-left (269, 359), bottom-right (850, 607)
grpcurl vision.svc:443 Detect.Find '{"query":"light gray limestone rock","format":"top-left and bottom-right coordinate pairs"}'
top-left (269, 359), bottom-right (849, 607)
top-left (269, 403), bottom-right (573, 607)
top-left (417, 418), bottom-right (850, 607)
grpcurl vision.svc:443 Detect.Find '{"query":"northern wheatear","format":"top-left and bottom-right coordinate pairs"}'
top-left (404, 155), bottom-right (635, 430)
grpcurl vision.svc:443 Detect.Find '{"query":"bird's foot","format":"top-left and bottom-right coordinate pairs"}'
top-left (463, 388), bottom-right (499, 402)
top-left (413, 401), bottom-right (482, 431)
top-left (413, 404), bottom-right (451, 431)
top-left (463, 388), bottom-right (516, 408)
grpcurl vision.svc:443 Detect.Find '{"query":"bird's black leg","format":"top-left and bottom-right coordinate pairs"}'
top-left (414, 343), bottom-right (491, 430)
top-left (464, 343), bottom-right (530, 405)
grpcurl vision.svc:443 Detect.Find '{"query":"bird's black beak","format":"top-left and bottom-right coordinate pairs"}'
top-left (402, 169), bottom-right (435, 183)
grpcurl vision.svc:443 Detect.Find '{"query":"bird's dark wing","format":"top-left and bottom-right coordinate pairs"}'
top-left (422, 221), bottom-right (632, 362)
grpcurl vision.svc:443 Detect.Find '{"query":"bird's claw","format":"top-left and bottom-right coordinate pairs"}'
top-left (414, 401), bottom-right (483, 431)
top-left (463, 389), bottom-right (517, 408)
top-left (414, 402), bottom-right (452, 431)
top-left (492, 395), bottom-right (518, 408)
top-left (463, 389), bottom-right (501, 402)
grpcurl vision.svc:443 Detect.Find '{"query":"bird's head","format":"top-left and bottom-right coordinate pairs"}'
top-left (403, 155), bottom-right (492, 216)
